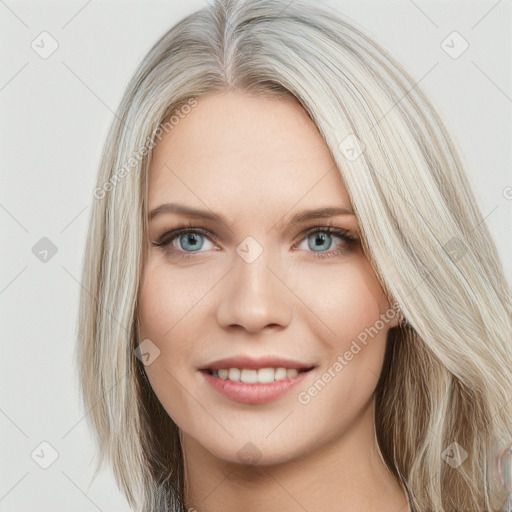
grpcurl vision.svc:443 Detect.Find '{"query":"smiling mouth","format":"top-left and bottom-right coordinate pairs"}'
top-left (203, 367), bottom-right (314, 384)
top-left (200, 366), bottom-right (315, 405)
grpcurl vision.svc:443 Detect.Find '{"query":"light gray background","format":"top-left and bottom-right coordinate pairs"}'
top-left (1, 1), bottom-right (511, 510)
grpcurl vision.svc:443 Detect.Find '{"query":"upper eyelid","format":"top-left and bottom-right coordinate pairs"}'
top-left (155, 223), bottom-right (355, 238)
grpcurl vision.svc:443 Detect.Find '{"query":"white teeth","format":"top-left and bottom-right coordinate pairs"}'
top-left (274, 367), bottom-right (287, 380)
top-left (286, 368), bottom-right (299, 378)
top-left (228, 368), bottom-right (240, 381)
top-left (211, 367), bottom-right (304, 383)
top-left (257, 368), bottom-right (275, 383)
top-left (240, 369), bottom-right (258, 383)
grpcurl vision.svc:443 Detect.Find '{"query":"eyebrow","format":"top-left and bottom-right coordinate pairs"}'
top-left (149, 203), bottom-right (355, 225)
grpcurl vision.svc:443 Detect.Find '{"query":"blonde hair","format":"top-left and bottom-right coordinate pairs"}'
top-left (76, 1), bottom-right (512, 510)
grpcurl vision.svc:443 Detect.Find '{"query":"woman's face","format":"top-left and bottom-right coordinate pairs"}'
top-left (138, 90), bottom-right (397, 466)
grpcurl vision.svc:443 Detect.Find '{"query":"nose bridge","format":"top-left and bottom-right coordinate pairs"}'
top-left (216, 234), bottom-right (293, 332)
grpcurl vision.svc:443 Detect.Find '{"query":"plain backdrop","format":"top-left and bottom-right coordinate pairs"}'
top-left (1, 1), bottom-right (511, 510)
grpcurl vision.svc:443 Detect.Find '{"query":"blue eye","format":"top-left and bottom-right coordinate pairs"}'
top-left (295, 227), bottom-right (358, 258)
top-left (176, 232), bottom-right (207, 252)
top-left (152, 225), bottom-right (358, 260)
top-left (154, 228), bottom-right (215, 254)
top-left (304, 230), bottom-right (334, 252)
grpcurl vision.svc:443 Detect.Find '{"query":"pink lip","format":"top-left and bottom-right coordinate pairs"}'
top-left (200, 355), bottom-right (315, 371)
top-left (200, 368), bottom-right (313, 405)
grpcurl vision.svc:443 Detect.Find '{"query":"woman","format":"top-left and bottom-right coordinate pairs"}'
top-left (76, 0), bottom-right (512, 511)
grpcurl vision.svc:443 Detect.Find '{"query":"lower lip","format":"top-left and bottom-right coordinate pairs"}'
top-left (200, 369), bottom-right (312, 405)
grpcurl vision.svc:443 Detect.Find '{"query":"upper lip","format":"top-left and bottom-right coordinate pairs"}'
top-left (200, 355), bottom-right (316, 371)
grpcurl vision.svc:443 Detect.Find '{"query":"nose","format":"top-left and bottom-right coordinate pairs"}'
top-left (216, 245), bottom-right (293, 334)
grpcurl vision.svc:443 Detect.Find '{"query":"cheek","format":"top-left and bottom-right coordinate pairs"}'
top-left (138, 259), bottom-right (207, 340)
top-left (294, 256), bottom-right (391, 343)
top-left (137, 262), bottom-right (199, 423)
top-left (297, 259), bottom-right (391, 392)
top-left (137, 261), bottom-right (198, 379)
top-left (138, 270), bottom-right (175, 341)
top-left (293, 261), bottom-right (391, 430)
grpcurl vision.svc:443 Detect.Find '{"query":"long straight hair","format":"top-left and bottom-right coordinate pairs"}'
top-left (76, 1), bottom-right (512, 510)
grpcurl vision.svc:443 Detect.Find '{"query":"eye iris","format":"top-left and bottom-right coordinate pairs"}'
top-left (309, 232), bottom-right (332, 252)
top-left (181, 233), bottom-right (203, 252)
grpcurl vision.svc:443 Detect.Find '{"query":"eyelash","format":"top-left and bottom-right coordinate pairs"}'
top-left (152, 221), bottom-right (359, 260)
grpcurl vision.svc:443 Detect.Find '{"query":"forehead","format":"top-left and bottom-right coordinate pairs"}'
top-left (147, 90), bottom-right (352, 220)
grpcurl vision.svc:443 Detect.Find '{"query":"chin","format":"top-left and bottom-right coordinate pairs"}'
top-left (191, 430), bottom-right (317, 469)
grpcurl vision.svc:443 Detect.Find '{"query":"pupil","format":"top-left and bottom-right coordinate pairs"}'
top-left (183, 233), bottom-right (201, 251)
top-left (312, 233), bottom-right (330, 251)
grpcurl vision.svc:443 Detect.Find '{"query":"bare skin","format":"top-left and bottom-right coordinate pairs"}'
top-left (138, 90), bottom-right (410, 512)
